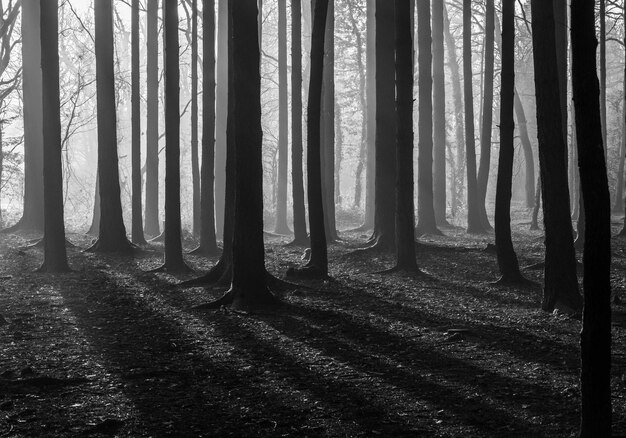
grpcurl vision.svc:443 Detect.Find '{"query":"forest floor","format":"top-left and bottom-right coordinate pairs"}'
top-left (1, 209), bottom-right (625, 437)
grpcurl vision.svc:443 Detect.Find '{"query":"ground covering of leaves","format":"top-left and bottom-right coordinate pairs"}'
top-left (0, 212), bottom-right (625, 437)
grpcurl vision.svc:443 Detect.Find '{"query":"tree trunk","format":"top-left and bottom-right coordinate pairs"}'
top-left (394, 0), bottom-right (418, 271)
top-left (191, 0), bottom-right (201, 237)
top-left (513, 91), bottom-right (536, 209)
top-left (290, 0), bottom-right (308, 245)
top-left (39, 0), bottom-right (69, 272)
top-left (88, 172), bottom-right (100, 236)
top-left (362, 0), bottom-right (376, 229)
top-left (477, 0), bottom-right (494, 231)
top-left (414, 0), bottom-right (439, 236)
top-left (144, 0), bottom-right (160, 237)
top-left (432, 0), bottom-right (447, 227)
top-left (495, 0), bottom-right (524, 283)
top-left (275, 0), bottom-right (291, 235)
top-left (599, 0), bottom-right (607, 162)
top-left (530, 176), bottom-right (541, 230)
top-left (90, 0), bottom-right (132, 253)
top-left (571, 0), bottom-right (612, 433)
top-left (554, 0), bottom-right (568, 162)
top-left (463, 0), bottom-right (484, 233)
top-left (530, 0), bottom-right (581, 312)
top-left (614, 23), bottom-right (626, 215)
top-left (335, 95), bottom-right (342, 206)
top-left (215, 0), bottom-right (228, 239)
top-left (131, 0), bottom-right (146, 245)
top-left (161, 0), bottom-right (188, 271)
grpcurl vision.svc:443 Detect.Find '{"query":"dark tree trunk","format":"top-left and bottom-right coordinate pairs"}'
top-left (495, 0), bottom-right (524, 284)
top-left (370, 0), bottom-right (396, 250)
top-left (144, 0), bottom-right (160, 237)
top-left (615, 15), bottom-right (626, 216)
top-left (463, 0), bottom-right (484, 234)
top-left (335, 95), bottom-right (342, 206)
top-left (191, 0), bottom-right (201, 237)
top-left (554, 0), bottom-right (568, 161)
top-left (90, 0), bottom-right (132, 253)
top-left (362, 0), bottom-right (376, 230)
top-left (571, 0), bottom-right (612, 433)
top-left (131, 0), bottom-right (146, 245)
top-left (477, 0), bottom-right (494, 231)
top-left (11, 0), bottom-right (44, 233)
top-left (161, 0), bottom-right (188, 271)
top-left (214, 0), bottom-right (228, 239)
top-left (432, 0), bottom-right (447, 227)
top-left (88, 172), bottom-right (100, 236)
top-left (599, 0), bottom-right (607, 162)
top-left (290, 0), bottom-right (308, 245)
top-left (414, 0), bottom-right (440, 237)
top-left (530, 0), bottom-right (581, 312)
top-left (393, 0), bottom-right (418, 271)
top-left (193, 0), bottom-right (219, 255)
top-left (513, 91), bottom-right (536, 209)
top-left (275, 0), bottom-right (290, 235)
top-left (530, 176), bottom-right (541, 230)
top-left (39, 0), bottom-right (69, 272)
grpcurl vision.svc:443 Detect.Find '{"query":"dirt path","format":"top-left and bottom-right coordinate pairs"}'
top-left (0, 221), bottom-right (625, 437)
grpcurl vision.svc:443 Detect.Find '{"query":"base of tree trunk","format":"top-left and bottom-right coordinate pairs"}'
top-left (148, 261), bottom-right (194, 274)
top-left (131, 235), bottom-right (148, 246)
top-left (619, 226), bottom-right (626, 237)
top-left (415, 225), bottom-right (444, 238)
top-left (482, 243), bottom-right (497, 254)
top-left (466, 225), bottom-right (488, 235)
top-left (435, 218), bottom-right (453, 228)
top-left (1, 218), bottom-right (44, 235)
top-left (191, 286), bottom-right (277, 312)
top-left (36, 261), bottom-right (71, 274)
top-left (286, 263), bottom-right (328, 280)
top-left (23, 238), bottom-right (75, 250)
top-left (350, 221), bottom-right (374, 233)
top-left (284, 237), bottom-right (310, 247)
top-left (273, 225), bottom-right (293, 236)
top-left (529, 222), bottom-right (540, 231)
top-left (85, 238), bottom-right (136, 254)
top-left (375, 265), bottom-right (425, 277)
top-left (491, 273), bottom-right (534, 287)
top-left (188, 244), bottom-right (221, 257)
top-left (179, 258), bottom-right (231, 288)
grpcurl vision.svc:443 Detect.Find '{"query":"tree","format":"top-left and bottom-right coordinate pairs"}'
top-left (476, 0), bottom-right (494, 231)
top-left (361, 0), bottom-right (376, 230)
top-left (392, 0), bottom-right (418, 271)
top-left (89, 0), bottom-right (133, 253)
top-left (289, 0), bottom-right (329, 278)
top-left (530, 0), bottom-right (581, 312)
top-left (494, 0), bottom-right (525, 284)
top-left (415, 0), bottom-right (440, 236)
top-left (571, 0), bottom-right (612, 433)
top-left (190, 0), bottom-right (201, 237)
top-left (193, 0), bottom-right (219, 255)
top-left (39, 0), bottom-right (69, 272)
top-left (275, 0), bottom-right (290, 235)
top-left (513, 91), bottom-right (536, 209)
top-left (131, 0), bottom-right (146, 245)
top-left (432, 0), bottom-right (447, 227)
top-left (290, 0), bottom-right (308, 245)
top-left (214, 0), bottom-right (228, 238)
top-left (599, 0), bottom-right (607, 161)
top-left (144, 0), bottom-right (160, 237)
top-left (463, 0), bottom-right (484, 233)
top-left (158, 0), bottom-right (189, 272)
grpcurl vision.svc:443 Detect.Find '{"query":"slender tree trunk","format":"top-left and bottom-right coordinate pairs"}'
top-left (90, 0), bottom-right (132, 253)
top-left (335, 96), bottom-right (343, 206)
top-left (530, 0), bottom-right (582, 312)
top-left (513, 91), bottom-right (536, 209)
top-left (530, 176), bottom-right (541, 230)
top-left (463, 0), bottom-right (484, 233)
top-left (131, 0), bottom-right (146, 245)
top-left (571, 0), bottom-right (612, 433)
top-left (362, 0), bottom-right (376, 230)
top-left (554, 0), bottom-right (568, 163)
top-left (394, 0), bottom-right (418, 271)
top-left (161, 0), bottom-right (188, 271)
top-left (275, 0), bottom-right (291, 235)
top-left (191, 0), bottom-right (201, 237)
top-left (215, 0), bottom-right (228, 239)
top-left (290, 0), bottom-right (308, 245)
top-left (614, 22), bottom-right (626, 215)
top-left (495, 0), bottom-right (524, 283)
top-left (144, 0), bottom-right (160, 237)
top-left (415, 0), bottom-right (439, 236)
top-left (88, 172), bottom-right (100, 235)
top-left (39, 0), bottom-right (69, 272)
top-left (432, 0), bottom-right (447, 227)
top-left (477, 0), bottom-right (494, 230)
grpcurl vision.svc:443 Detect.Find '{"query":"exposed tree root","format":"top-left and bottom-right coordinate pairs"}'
top-left (178, 259), bottom-right (230, 288)
top-left (191, 289), bottom-right (235, 310)
top-left (286, 263), bottom-right (328, 280)
top-left (482, 243), bottom-right (497, 254)
top-left (0, 218), bottom-right (43, 235)
top-left (22, 238), bottom-right (76, 250)
top-left (191, 286), bottom-right (278, 312)
top-left (85, 238), bottom-right (137, 254)
top-left (149, 232), bottom-right (165, 243)
top-left (347, 222), bottom-right (374, 233)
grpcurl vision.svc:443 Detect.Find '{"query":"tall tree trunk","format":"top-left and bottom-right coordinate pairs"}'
top-left (495, 0), bottom-right (524, 284)
top-left (193, 0), bottom-right (219, 255)
top-left (144, 0), bottom-right (160, 237)
top-left (214, 0), bottom-right (228, 239)
top-left (432, 0), bottom-right (447, 227)
top-left (39, 0), bottom-right (69, 272)
top-left (463, 0), bottom-right (484, 233)
top-left (513, 91), bottom-right (536, 209)
top-left (161, 0), bottom-right (188, 271)
top-left (90, 0), bottom-right (132, 253)
top-left (554, 0), bottom-right (568, 162)
top-left (530, 0), bottom-right (582, 312)
top-left (191, 0), bottom-right (201, 237)
top-left (394, 0), bottom-right (418, 271)
top-left (615, 10), bottom-right (626, 216)
top-left (131, 0), bottom-right (146, 245)
top-left (477, 0), bottom-right (494, 231)
top-left (599, 0), bottom-right (607, 162)
top-left (362, 0), bottom-right (376, 230)
top-left (415, 0), bottom-right (439, 236)
top-left (275, 0), bottom-right (291, 234)
top-left (88, 171), bottom-right (100, 235)
top-left (290, 0), bottom-right (308, 245)
top-left (335, 95), bottom-right (342, 206)
top-left (571, 0), bottom-right (612, 433)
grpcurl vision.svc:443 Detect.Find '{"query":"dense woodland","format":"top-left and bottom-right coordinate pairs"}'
top-left (0, 0), bottom-right (624, 436)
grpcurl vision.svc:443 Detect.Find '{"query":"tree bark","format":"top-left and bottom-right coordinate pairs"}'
top-left (432, 0), bottom-right (447, 227)
top-left (214, 0), bottom-right (228, 239)
top-left (191, 0), bottom-right (201, 237)
top-left (599, 0), bottom-right (607, 162)
top-left (39, 0), bottom-right (69, 272)
top-left (571, 0), bottom-right (612, 433)
top-left (530, 0), bottom-right (581, 312)
top-left (362, 0), bottom-right (376, 230)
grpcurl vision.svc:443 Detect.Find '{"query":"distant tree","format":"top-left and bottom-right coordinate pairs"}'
top-left (131, 0), bottom-right (146, 245)
top-left (290, 0), bottom-right (308, 246)
top-left (275, 0), bottom-right (290, 235)
top-left (494, 0), bottom-right (525, 284)
top-left (39, 0), bottom-right (69, 272)
top-left (144, 0), bottom-right (160, 237)
top-left (571, 0), bottom-right (612, 433)
top-left (362, 0), bottom-right (376, 230)
top-left (530, 0), bottom-right (581, 312)
top-left (89, 0), bottom-right (133, 253)
top-left (513, 91), bottom-right (536, 209)
top-left (190, 0), bottom-right (201, 237)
